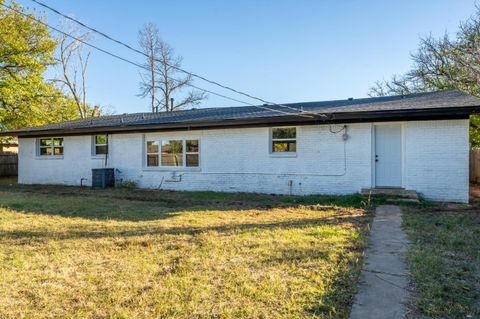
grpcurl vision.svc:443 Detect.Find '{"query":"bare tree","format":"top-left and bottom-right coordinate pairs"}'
top-left (55, 24), bottom-right (94, 118)
top-left (368, 74), bottom-right (431, 97)
top-left (368, 7), bottom-right (480, 98)
top-left (138, 23), bottom-right (206, 112)
top-left (138, 23), bottom-right (160, 113)
top-left (368, 5), bottom-right (480, 146)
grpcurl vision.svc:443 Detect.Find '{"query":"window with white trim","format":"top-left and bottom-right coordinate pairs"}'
top-left (185, 140), bottom-right (199, 167)
top-left (93, 135), bottom-right (108, 155)
top-left (271, 127), bottom-right (296, 153)
top-left (146, 139), bottom-right (199, 167)
top-left (146, 141), bottom-right (159, 166)
top-left (38, 137), bottom-right (64, 156)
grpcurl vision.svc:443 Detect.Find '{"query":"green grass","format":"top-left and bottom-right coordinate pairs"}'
top-left (404, 205), bottom-right (480, 318)
top-left (0, 178), bottom-right (373, 318)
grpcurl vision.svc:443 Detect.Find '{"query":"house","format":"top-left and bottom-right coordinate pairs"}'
top-left (1, 90), bottom-right (479, 203)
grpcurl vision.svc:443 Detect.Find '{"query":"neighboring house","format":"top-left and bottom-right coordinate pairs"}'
top-left (1, 90), bottom-right (479, 203)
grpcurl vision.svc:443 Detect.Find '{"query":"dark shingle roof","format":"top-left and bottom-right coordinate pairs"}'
top-left (3, 90), bottom-right (480, 136)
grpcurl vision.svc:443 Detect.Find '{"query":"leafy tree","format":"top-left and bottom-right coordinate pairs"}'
top-left (369, 6), bottom-right (480, 146)
top-left (0, 0), bottom-right (79, 142)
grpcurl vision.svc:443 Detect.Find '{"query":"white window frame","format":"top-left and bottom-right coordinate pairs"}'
top-left (37, 137), bottom-right (64, 158)
top-left (92, 134), bottom-right (108, 156)
top-left (270, 127), bottom-right (297, 155)
top-left (185, 139), bottom-right (200, 167)
top-left (144, 138), bottom-right (200, 170)
top-left (146, 140), bottom-right (160, 167)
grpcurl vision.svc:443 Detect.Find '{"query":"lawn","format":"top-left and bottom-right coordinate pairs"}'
top-left (0, 178), bottom-right (374, 318)
top-left (403, 199), bottom-right (480, 318)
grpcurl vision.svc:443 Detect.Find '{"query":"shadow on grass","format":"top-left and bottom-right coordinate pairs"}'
top-left (306, 258), bottom-right (365, 318)
top-left (263, 226), bottom-right (368, 318)
top-left (0, 213), bottom-right (369, 243)
top-left (0, 177), bottom-right (385, 222)
top-left (1, 200), bottom-right (371, 319)
top-left (0, 179), bottom-right (371, 318)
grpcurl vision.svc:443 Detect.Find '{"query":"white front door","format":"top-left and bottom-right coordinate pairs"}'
top-left (375, 125), bottom-right (402, 187)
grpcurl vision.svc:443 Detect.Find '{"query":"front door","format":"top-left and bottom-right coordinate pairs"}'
top-left (375, 125), bottom-right (402, 187)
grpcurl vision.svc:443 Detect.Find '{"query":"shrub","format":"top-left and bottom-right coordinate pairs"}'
top-left (116, 179), bottom-right (137, 189)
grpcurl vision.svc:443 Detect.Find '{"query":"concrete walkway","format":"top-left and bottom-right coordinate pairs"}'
top-left (349, 205), bottom-right (410, 319)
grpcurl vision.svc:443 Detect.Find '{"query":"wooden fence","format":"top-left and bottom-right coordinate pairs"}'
top-left (470, 149), bottom-right (480, 184)
top-left (0, 153), bottom-right (18, 177)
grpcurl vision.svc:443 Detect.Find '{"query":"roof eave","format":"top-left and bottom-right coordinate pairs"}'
top-left (2, 106), bottom-right (478, 138)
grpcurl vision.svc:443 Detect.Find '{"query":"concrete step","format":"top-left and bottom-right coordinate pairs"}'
top-left (361, 188), bottom-right (419, 200)
top-left (386, 198), bottom-right (420, 204)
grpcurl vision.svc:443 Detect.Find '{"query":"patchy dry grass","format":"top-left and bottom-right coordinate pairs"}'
top-left (0, 178), bottom-right (373, 318)
top-left (403, 201), bottom-right (480, 318)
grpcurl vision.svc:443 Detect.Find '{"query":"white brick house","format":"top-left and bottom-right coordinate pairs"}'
top-left (3, 90), bottom-right (479, 203)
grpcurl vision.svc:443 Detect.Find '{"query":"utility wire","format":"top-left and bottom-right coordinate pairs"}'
top-left (1, 2), bottom-right (311, 117)
top-left (28, 0), bottom-right (322, 117)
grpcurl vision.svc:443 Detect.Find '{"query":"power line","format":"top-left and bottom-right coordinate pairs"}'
top-left (1, 2), bottom-right (310, 117)
top-left (28, 0), bottom-right (319, 116)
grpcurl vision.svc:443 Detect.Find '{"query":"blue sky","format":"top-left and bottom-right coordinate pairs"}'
top-left (16, 0), bottom-right (478, 114)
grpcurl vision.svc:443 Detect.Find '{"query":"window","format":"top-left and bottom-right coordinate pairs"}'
top-left (271, 127), bottom-right (296, 153)
top-left (146, 141), bottom-right (159, 166)
top-left (186, 140), bottom-right (199, 167)
top-left (38, 137), bottom-right (64, 156)
top-left (93, 135), bottom-right (108, 155)
top-left (146, 139), bottom-right (199, 168)
top-left (161, 140), bottom-right (183, 166)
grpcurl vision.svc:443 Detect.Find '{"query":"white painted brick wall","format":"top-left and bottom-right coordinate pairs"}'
top-left (18, 135), bottom-right (106, 186)
top-left (110, 124), bottom-right (373, 195)
top-left (404, 119), bottom-right (469, 202)
top-left (17, 119), bottom-right (470, 202)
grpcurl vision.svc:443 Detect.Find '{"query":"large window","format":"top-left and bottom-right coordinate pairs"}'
top-left (271, 127), bottom-right (296, 153)
top-left (161, 140), bottom-right (183, 166)
top-left (93, 135), bottom-right (108, 155)
top-left (38, 137), bottom-right (64, 156)
top-left (146, 139), bottom-right (199, 167)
